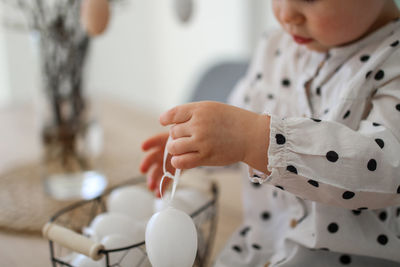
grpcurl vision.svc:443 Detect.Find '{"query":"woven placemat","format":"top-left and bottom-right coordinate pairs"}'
top-left (0, 151), bottom-right (143, 235)
top-left (0, 99), bottom-right (165, 235)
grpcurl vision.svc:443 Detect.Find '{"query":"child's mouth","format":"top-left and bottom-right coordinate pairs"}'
top-left (292, 35), bottom-right (313, 44)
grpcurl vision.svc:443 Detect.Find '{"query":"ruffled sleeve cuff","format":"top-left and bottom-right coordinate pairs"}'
top-left (249, 114), bottom-right (289, 184)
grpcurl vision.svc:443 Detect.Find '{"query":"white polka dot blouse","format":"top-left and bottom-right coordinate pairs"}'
top-left (215, 19), bottom-right (400, 267)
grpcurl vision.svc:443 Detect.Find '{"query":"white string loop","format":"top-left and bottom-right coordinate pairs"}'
top-left (159, 136), bottom-right (181, 202)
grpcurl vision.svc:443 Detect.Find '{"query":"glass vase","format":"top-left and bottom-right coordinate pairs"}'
top-left (33, 12), bottom-right (107, 200)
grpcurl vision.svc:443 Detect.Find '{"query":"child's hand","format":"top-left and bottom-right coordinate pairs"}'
top-left (140, 132), bottom-right (175, 197)
top-left (160, 101), bottom-right (270, 172)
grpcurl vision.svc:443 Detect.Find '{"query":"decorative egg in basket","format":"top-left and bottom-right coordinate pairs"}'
top-left (42, 176), bottom-right (218, 267)
top-left (84, 212), bottom-right (145, 243)
top-left (107, 185), bottom-right (154, 222)
top-left (154, 187), bottom-right (211, 214)
top-left (145, 207), bottom-right (198, 267)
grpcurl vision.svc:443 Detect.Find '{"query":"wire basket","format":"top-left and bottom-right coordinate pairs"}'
top-left (43, 176), bottom-right (219, 267)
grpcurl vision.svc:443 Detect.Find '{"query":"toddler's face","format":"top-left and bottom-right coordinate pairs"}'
top-left (272, 0), bottom-right (395, 52)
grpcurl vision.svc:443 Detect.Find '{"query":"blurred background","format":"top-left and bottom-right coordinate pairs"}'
top-left (0, 2), bottom-right (279, 266)
top-left (1, 1), bottom-right (400, 266)
top-left (0, 0), bottom-right (278, 114)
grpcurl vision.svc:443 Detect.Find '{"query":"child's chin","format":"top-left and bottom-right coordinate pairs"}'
top-left (305, 43), bottom-right (330, 53)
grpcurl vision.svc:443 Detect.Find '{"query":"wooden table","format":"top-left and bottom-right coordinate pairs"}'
top-left (0, 97), bottom-right (243, 266)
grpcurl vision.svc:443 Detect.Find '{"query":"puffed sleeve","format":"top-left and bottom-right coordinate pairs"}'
top-left (251, 74), bottom-right (400, 210)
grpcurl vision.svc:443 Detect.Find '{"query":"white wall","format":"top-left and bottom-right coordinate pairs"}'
top-left (0, 23), bottom-right (11, 107)
top-left (0, 1), bottom-right (277, 115)
top-left (86, 0), bottom-right (251, 114)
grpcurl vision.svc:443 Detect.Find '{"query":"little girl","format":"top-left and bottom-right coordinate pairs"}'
top-left (140, 0), bottom-right (400, 266)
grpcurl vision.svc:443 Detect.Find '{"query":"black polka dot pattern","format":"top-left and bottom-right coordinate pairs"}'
top-left (275, 134), bottom-right (286, 145)
top-left (327, 222), bottom-right (339, 233)
top-left (397, 186), bottom-right (400, 194)
top-left (396, 104), bottom-right (400, 112)
top-left (379, 211), bottom-right (387, 221)
top-left (342, 191), bottom-right (355, 200)
top-left (308, 180), bottom-right (319, 187)
top-left (339, 254), bottom-right (352, 265)
top-left (240, 226), bottom-right (251, 236)
top-left (286, 165), bottom-right (298, 174)
top-left (366, 71), bottom-right (373, 79)
top-left (256, 73), bottom-right (263, 80)
top-left (352, 210), bottom-right (362, 215)
top-left (377, 234), bottom-right (388, 245)
top-left (311, 118), bottom-right (321, 122)
top-left (261, 211), bottom-right (271, 220)
top-left (375, 138), bottom-right (384, 149)
top-left (326, 151), bottom-right (339, 162)
top-left (374, 70), bottom-right (385, 81)
top-left (275, 185), bottom-right (284, 191)
top-left (267, 94), bottom-right (274, 100)
top-left (360, 55), bottom-right (370, 62)
top-left (316, 87), bottom-right (321, 96)
top-left (343, 110), bottom-right (351, 119)
top-left (252, 244), bottom-right (261, 250)
top-left (367, 159), bottom-right (377, 171)
top-left (282, 78), bottom-right (291, 87)
top-left (372, 122), bottom-right (381, 127)
top-left (391, 40), bottom-right (399, 47)
top-left (232, 245), bottom-right (242, 253)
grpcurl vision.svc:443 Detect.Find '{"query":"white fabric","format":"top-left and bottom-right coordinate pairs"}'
top-left (160, 136), bottom-right (181, 201)
top-left (215, 19), bottom-right (400, 266)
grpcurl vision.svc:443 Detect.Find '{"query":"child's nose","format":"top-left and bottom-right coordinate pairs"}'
top-left (279, 3), bottom-right (305, 26)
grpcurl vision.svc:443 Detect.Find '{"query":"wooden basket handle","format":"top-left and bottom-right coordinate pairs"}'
top-left (42, 222), bottom-right (104, 261)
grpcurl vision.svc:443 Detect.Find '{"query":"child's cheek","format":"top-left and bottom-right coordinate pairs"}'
top-left (309, 17), bottom-right (347, 46)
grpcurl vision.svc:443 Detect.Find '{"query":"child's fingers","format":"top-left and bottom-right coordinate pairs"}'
top-left (171, 152), bottom-right (202, 170)
top-left (140, 148), bottom-right (163, 173)
top-left (147, 164), bottom-right (163, 191)
top-left (141, 132), bottom-right (169, 151)
top-left (166, 137), bottom-right (196, 156)
top-left (169, 124), bottom-right (192, 139)
top-left (160, 105), bottom-right (192, 126)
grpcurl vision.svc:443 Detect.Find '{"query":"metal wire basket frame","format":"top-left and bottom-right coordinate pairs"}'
top-left (46, 176), bottom-right (219, 267)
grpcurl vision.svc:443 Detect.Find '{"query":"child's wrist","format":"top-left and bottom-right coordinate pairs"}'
top-left (243, 114), bottom-right (270, 173)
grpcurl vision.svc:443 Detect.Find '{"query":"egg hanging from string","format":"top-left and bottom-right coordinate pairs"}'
top-left (174, 0), bottom-right (194, 23)
top-left (80, 0), bottom-right (110, 36)
top-left (145, 207), bottom-right (197, 267)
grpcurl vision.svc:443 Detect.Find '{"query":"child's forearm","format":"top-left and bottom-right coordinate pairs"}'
top-left (243, 114), bottom-right (271, 175)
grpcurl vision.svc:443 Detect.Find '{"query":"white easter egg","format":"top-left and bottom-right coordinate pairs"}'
top-left (153, 191), bottom-right (192, 214)
top-left (70, 254), bottom-right (101, 267)
top-left (101, 234), bottom-right (150, 267)
top-left (145, 207), bottom-right (197, 267)
top-left (154, 188), bottom-right (210, 224)
top-left (107, 186), bottom-right (154, 222)
top-left (80, 0), bottom-right (110, 36)
top-left (175, 188), bottom-right (210, 213)
top-left (86, 212), bottom-right (145, 243)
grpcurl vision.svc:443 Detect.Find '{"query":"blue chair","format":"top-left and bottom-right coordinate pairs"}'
top-left (190, 60), bottom-right (248, 103)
